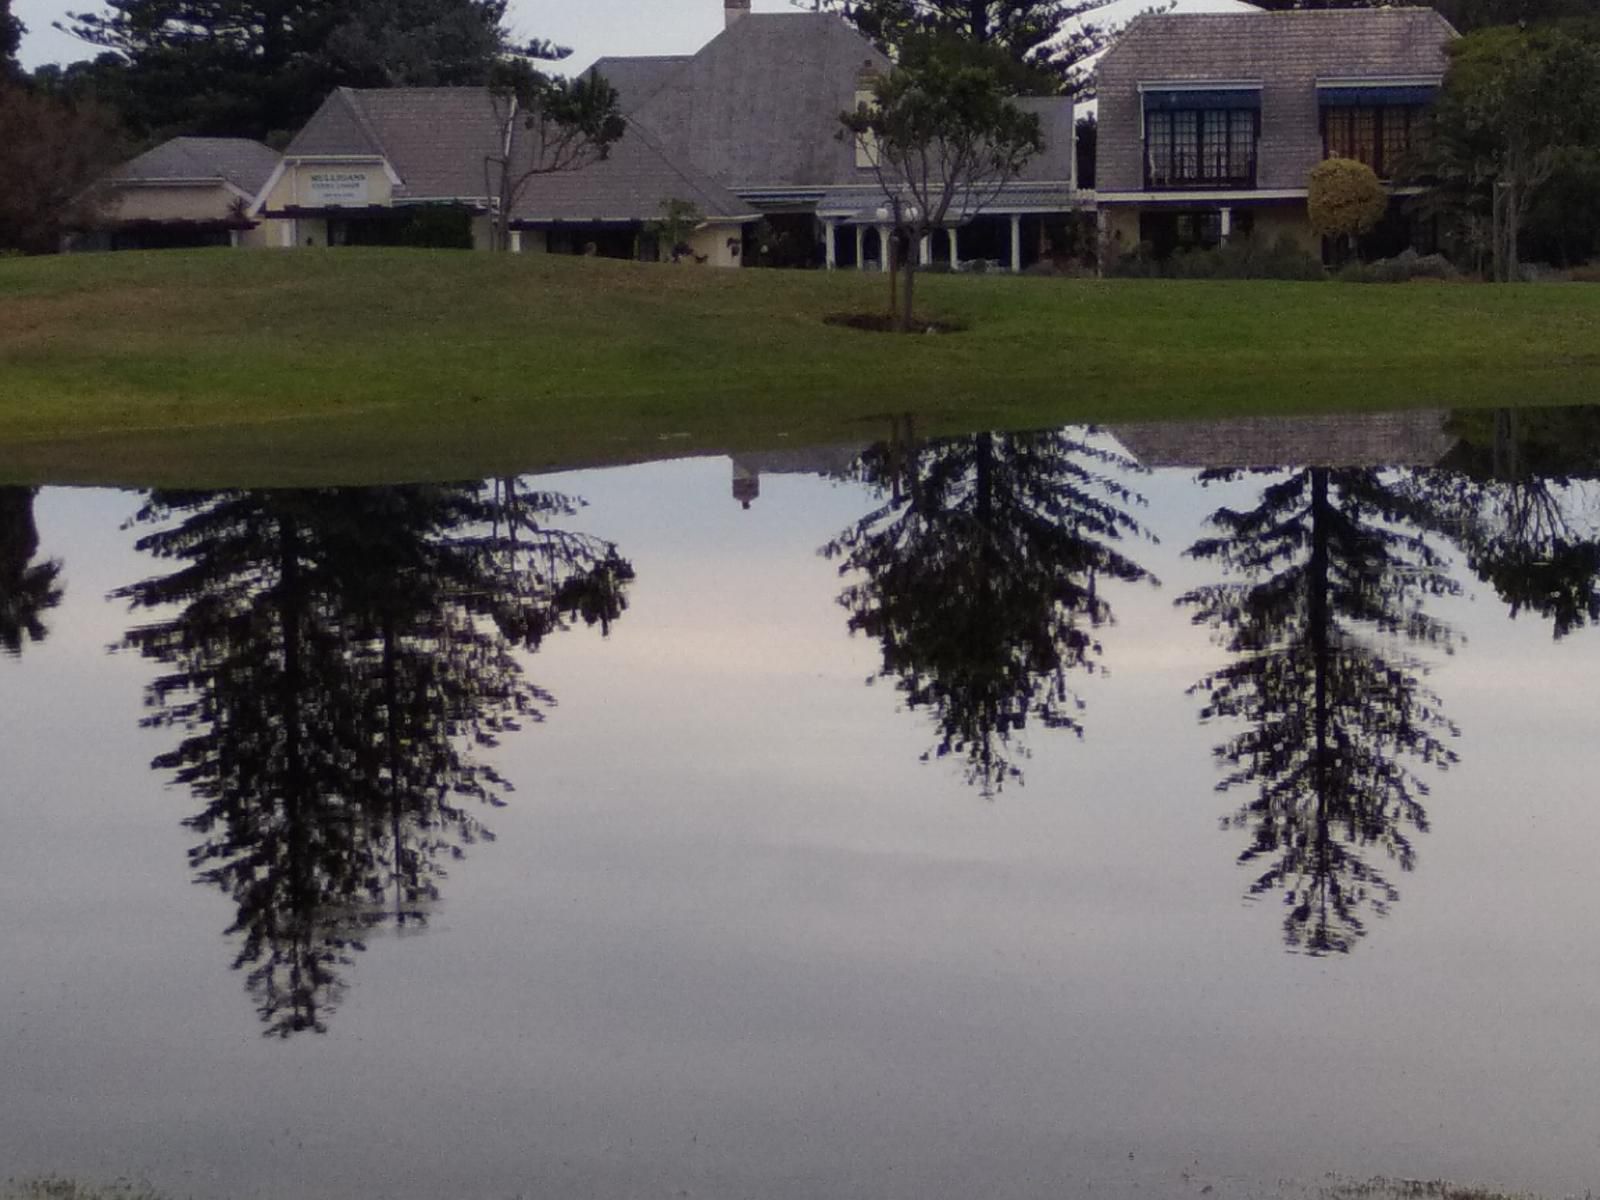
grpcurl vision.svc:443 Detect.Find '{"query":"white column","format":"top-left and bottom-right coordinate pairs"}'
top-left (229, 230), bottom-right (241, 249)
top-left (284, 219), bottom-right (297, 248)
top-left (1220, 206), bottom-right (1233, 243)
top-left (947, 227), bottom-right (959, 269)
top-left (1095, 209), bottom-right (1109, 278)
top-left (1010, 214), bottom-right (1022, 273)
top-left (510, 230), bottom-right (523, 253)
top-left (825, 221), bottom-right (837, 270)
top-left (877, 225), bottom-right (891, 273)
top-left (920, 234), bottom-right (932, 266)
top-left (855, 225), bottom-right (866, 272)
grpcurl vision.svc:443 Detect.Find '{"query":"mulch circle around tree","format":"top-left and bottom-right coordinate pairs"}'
top-left (823, 312), bottom-right (969, 335)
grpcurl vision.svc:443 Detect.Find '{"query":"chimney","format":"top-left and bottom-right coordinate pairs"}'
top-left (725, 0), bottom-right (751, 29)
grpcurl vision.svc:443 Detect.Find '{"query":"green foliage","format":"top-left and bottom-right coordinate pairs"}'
top-left (0, 0), bottom-right (22, 76)
top-left (841, 35), bottom-right (1042, 328)
top-left (0, 84), bottom-right (123, 254)
top-left (645, 198), bottom-right (705, 261)
top-left (1419, 24), bottom-right (1600, 277)
top-left (484, 58), bottom-right (624, 250)
top-left (60, 0), bottom-right (510, 139)
top-left (1307, 157), bottom-right (1388, 241)
top-left (805, 0), bottom-right (1100, 93)
top-left (0, 486), bottom-right (61, 654)
top-left (1109, 235), bottom-right (1326, 281)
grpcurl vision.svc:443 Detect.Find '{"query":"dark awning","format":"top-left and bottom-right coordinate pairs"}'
top-left (1142, 88), bottom-right (1260, 112)
top-left (1318, 84), bottom-right (1438, 106)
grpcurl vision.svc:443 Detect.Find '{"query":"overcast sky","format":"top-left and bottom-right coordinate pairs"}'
top-left (11, 0), bottom-right (810, 71)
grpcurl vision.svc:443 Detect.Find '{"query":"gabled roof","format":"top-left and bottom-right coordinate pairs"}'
top-left (1095, 7), bottom-right (1455, 84)
top-left (112, 137), bottom-right (281, 195)
top-left (629, 13), bottom-right (892, 190)
top-left (590, 54), bottom-right (694, 115)
top-left (287, 87), bottom-right (504, 200)
top-left (513, 117), bottom-right (756, 224)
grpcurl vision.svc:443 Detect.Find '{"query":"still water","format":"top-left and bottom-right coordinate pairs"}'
top-left (3, 408), bottom-right (1599, 1200)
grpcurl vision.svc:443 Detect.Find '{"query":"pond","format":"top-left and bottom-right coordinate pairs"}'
top-left (3, 407), bottom-right (1598, 1200)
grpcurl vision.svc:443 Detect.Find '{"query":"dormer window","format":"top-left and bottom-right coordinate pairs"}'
top-left (1141, 84), bottom-right (1260, 190)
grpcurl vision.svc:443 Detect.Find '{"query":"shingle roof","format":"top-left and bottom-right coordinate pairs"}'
top-left (112, 137), bottom-right (281, 194)
top-left (1014, 97), bottom-right (1076, 183)
top-left (631, 13), bottom-right (891, 190)
top-left (1094, 7), bottom-right (1455, 192)
top-left (290, 88), bottom-right (504, 200)
top-left (512, 117), bottom-right (756, 224)
top-left (590, 55), bottom-right (693, 115)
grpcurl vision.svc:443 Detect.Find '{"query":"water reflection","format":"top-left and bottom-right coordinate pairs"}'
top-left (825, 421), bottom-right (1157, 795)
top-left (114, 483), bottom-right (632, 1035)
top-left (1177, 465), bottom-right (1462, 955)
top-left (1419, 407), bottom-right (1600, 639)
top-left (0, 486), bottom-right (63, 656)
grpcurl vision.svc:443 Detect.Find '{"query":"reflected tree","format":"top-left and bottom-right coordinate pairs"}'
top-left (825, 422), bottom-right (1155, 794)
top-left (1415, 406), bottom-right (1600, 640)
top-left (115, 483), bottom-right (632, 1035)
top-left (0, 486), bottom-right (63, 656)
top-left (1180, 467), bottom-right (1461, 955)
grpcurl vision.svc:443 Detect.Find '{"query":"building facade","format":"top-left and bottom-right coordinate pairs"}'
top-left (1093, 8), bottom-right (1456, 260)
top-left (77, 137), bottom-right (284, 252)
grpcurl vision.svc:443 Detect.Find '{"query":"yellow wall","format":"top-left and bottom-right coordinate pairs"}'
top-left (262, 161), bottom-right (394, 213)
top-left (239, 221), bottom-right (287, 249)
top-left (1248, 204), bottom-right (1318, 254)
top-left (108, 184), bottom-right (240, 223)
top-left (687, 222), bottom-right (745, 268)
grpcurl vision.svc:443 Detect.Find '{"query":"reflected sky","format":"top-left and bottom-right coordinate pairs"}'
top-left (2, 412), bottom-right (1600, 1200)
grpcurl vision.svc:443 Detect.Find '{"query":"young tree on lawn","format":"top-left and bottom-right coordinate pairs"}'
top-left (841, 40), bottom-right (1042, 331)
top-left (484, 45), bottom-right (625, 253)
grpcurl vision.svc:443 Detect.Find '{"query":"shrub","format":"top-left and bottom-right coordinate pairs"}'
top-left (1108, 234), bottom-right (1326, 281)
top-left (1307, 158), bottom-right (1387, 247)
top-left (1568, 262), bottom-right (1600, 283)
top-left (1337, 248), bottom-right (1460, 283)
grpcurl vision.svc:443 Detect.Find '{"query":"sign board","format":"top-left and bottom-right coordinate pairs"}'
top-left (306, 170), bottom-right (373, 207)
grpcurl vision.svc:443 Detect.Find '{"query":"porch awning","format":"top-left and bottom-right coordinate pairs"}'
top-left (1317, 83), bottom-right (1438, 106)
top-left (1142, 87), bottom-right (1260, 112)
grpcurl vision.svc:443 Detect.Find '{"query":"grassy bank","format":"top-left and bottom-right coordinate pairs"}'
top-left (2, 248), bottom-right (1597, 486)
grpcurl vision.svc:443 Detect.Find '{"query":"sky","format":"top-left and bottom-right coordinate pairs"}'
top-left (11, 0), bottom-right (811, 71)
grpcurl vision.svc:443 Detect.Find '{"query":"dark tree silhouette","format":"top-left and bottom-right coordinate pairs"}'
top-left (826, 422), bottom-right (1155, 795)
top-left (0, 487), bottom-right (64, 656)
top-left (1180, 467), bottom-right (1462, 955)
top-left (115, 483), bottom-right (631, 1035)
top-left (1414, 406), bottom-right (1600, 640)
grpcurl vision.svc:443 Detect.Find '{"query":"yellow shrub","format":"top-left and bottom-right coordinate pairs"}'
top-left (1307, 158), bottom-right (1387, 240)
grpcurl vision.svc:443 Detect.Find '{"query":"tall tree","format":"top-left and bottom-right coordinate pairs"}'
top-left (1180, 468), bottom-right (1461, 955)
top-left (61, 0), bottom-right (511, 140)
top-left (807, 0), bottom-right (1099, 93)
top-left (0, 84), bottom-right (122, 254)
top-left (826, 423), bottom-right (1155, 795)
top-left (1416, 24), bottom-right (1600, 280)
top-left (115, 483), bottom-right (632, 1035)
top-left (1, 0), bottom-right (22, 76)
top-left (0, 488), bottom-right (64, 656)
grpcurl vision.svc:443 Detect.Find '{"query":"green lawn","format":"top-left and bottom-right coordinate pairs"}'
top-left (1, 248), bottom-right (1596, 486)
